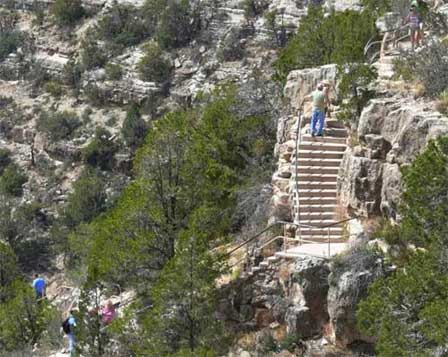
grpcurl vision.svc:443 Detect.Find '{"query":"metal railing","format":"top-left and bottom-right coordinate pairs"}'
top-left (227, 217), bottom-right (357, 268)
top-left (293, 107), bottom-right (304, 242)
top-left (364, 24), bottom-right (411, 64)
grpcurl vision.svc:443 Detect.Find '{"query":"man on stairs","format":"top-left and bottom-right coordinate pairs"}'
top-left (306, 82), bottom-right (330, 137)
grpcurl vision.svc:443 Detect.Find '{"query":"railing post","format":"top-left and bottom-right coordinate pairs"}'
top-left (328, 227), bottom-right (331, 258)
top-left (294, 106), bottom-right (303, 245)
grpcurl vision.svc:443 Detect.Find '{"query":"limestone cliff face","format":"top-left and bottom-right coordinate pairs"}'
top-left (339, 96), bottom-right (448, 219)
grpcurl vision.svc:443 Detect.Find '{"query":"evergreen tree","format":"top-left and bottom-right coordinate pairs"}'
top-left (121, 103), bottom-right (149, 150)
top-left (273, 7), bottom-right (377, 82)
top-left (357, 137), bottom-right (448, 356)
top-left (0, 280), bottom-right (56, 352)
top-left (136, 229), bottom-right (226, 355)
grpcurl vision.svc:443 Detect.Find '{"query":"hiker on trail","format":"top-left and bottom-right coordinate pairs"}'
top-left (306, 82), bottom-right (330, 137)
top-left (412, 0), bottom-right (429, 44)
top-left (32, 274), bottom-right (46, 299)
top-left (405, 5), bottom-right (422, 49)
top-left (62, 310), bottom-right (77, 357)
top-left (100, 300), bottom-right (116, 325)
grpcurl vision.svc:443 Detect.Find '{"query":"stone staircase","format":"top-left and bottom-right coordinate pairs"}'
top-left (290, 117), bottom-right (348, 244)
top-left (245, 115), bottom-right (349, 276)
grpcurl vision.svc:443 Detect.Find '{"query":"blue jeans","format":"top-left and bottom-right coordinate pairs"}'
top-left (311, 110), bottom-right (325, 136)
top-left (68, 333), bottom-right (75, 356)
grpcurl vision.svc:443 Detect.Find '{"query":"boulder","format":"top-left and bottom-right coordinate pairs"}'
top-left (284, 64), bottom-right (337, 111)
top-left (380, 163), bottom-right (402, 218)
top-left (327, 270), bottom-right (377, 347)
top-left (338, 150), bottom-right (383, 217)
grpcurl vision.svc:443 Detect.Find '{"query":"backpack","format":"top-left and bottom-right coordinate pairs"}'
top-left (62, 318), bottom-right (71, 334)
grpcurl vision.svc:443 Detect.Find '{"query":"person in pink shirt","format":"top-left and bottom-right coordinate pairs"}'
top-left (100, 300), bottom-right (116, 325)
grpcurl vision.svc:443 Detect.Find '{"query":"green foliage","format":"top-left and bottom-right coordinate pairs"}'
top-left (68, 86), bottom-right (274, 353)
top-left (105, 62), bottom-right (123, 80)
top-left (62, 58), bottom-right (83, 91)
top-left (44, 80), bottom-right (64, 98)
top-left (51, 0), bottom-right (85, 27)
top-left (80, 32), bottom-right (107, 70)
top-left (75, 275), bottom-right (110, 356)
top-left (242, 0), bottom-right (269, 19)
top-left (63, 168), bottom-right (107, 229)
top-left (121, 103), bottom-right (149, 150)
top-left (37, 110), bottom-right (81, 141)
top-left (137, 41), bottom-right (172, 82)
top-left (0, 242), bottom-right (19, 302)
top-left (360, 0), bottom-right (391, 16)
top-left (0, 164), bottom-right (27, 197)
top-left (136, 230), bottom-right (226, 355)
top-left (357, 136), bottom-right (448, 356)
top-left (0, 31), bottom-right (23, 62)
top-left (155, 0), bottom-right (201, 49)
top-left (84, 83), bottom-right (108, 107)
top-left (81, 127), bottom-right (119, 170)
top-left (393, 41), bottom-right (448, 97)
top-left (273, 7), bottom-right (377, 82)
top-left (217, 27), bottom-right (245, 62)
top-left (0, 148), bottom-right (11, 175)
top-left (336, 63), bottom-right (378, 123)
top-left (97, 4), bottom-right (150, 53)
top-left (0, 280), bottom-right (56, 352)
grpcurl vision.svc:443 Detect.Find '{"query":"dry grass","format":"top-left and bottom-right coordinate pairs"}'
top-left (436, 91), bottom-right (448, 115)
top-left (412, 81), bottom-right (426, 98)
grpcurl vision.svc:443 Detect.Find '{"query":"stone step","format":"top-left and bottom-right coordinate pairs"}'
top-left (294, 158), bottom-right (342, 167)
top-left (299, 212), bottom-right (336, 220)
top-left (297, 227), bottom-right (343, 235)
top-left (299, 141), bottom-right (347, 152)
top-left (298, 219), bottom-right (342, 227)
top-left (294, 150), bottom-right (344, 160)
top-left (322, 128), bottom-right (348, 138)
top-left (293, 166), bottom-right (340, 175)
top-left (293, 181), bottom-right (337, 190)
top-left (297, 204), bottom-right (337, 213)
top-left (294, 189), bottom-right (338, 198)
top-left (267, 256), bottom-right (279, 263)
top-left (299, 197), bottom-right (338, 205)
top-left (259, 261), bottom-right (270, 268)
top-left (293, 173), bottom-right (338, 182)
top-left (301, 135), bottom-right (347, 144)
top-left (299, 118), bottom-right (345, 129)
top-left (295, 235), bottom-right (344, 242)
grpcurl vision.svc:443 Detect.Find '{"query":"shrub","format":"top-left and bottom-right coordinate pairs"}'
top-left (105, 63), bottom-right (123, 80)
top-left (217, 27), bottom-right (245, 62)
top-left (62, 58), bottom-right (83, 87)
top-left (37, 111), bottom-right (81, 141)
top-left (82, 127), bottom-right (119, 170)
top-left (393, 41), bottom-right (448, 97)
top-left (273, 7), bottom-right (377, 82)
top-left (44, 81), bottom-right (64, 98)
top-left (84, 83), bottom-right (107, 107)
top-left (243, 0), bottom-right (270, 19)
top-left (155, 0), bottom-right (201, 49)
top-left (0, 164), bottom-right (27, 196)
top-left (51, 0), bottom-right (85, 27)
top-left (436, 90), bottom-right (448, 115)
top-left (64, 168), bottom-right (107, 228)
top-left (0, 31), bottom-right (23, 62)
top-left (0, 149), bottom-right (11, 175)
top-left (137, 42), bottom-right (172, 82)
top-left (336, 63), bottom-right (378, 124)
top-left (121, 103), bottom-right (148, 150)
top-left (80, 33), bottom-right (107, 70)
top-left (0, 280), bottom-right (56, 351)
top-left (97, 4), bottom-right (149, 53)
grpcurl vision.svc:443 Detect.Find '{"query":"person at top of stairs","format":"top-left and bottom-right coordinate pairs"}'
top-left (305, 82), bottom-right (330, 137)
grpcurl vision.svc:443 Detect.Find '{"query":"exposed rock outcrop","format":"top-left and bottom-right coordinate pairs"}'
top-left (339, 96), bottom-right (448, 218)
